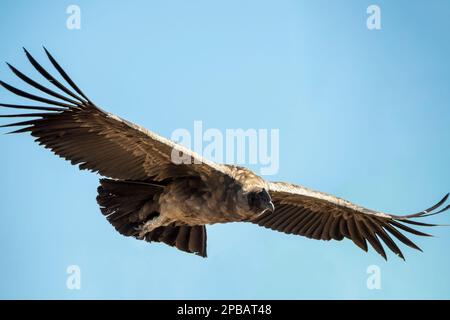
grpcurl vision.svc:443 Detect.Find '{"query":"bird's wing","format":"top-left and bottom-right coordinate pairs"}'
top-left (0, 48), bottom-right (227, 181)
top-left (251, 181), bottom-right (450, 260)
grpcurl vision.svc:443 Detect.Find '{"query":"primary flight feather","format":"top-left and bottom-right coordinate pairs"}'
top-left (1, 48), bottom-right (448, 259)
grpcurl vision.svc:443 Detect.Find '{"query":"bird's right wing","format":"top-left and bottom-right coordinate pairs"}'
top-left (252, 181), bottom-right (450, 260)
top-left (0, 48), bottom-right (227, 181)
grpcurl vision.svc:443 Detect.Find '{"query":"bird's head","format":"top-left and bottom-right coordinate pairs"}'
top-left (227, 165), bottom-right (274, 215)
top-left (247, 188), bottom-right (274, 214)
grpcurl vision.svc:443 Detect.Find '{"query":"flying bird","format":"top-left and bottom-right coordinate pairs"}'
top-left (1, 48), bottom-right (449, 260)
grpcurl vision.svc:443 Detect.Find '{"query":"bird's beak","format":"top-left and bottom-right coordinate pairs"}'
top-left (265, 201), bottom-right (275, 213)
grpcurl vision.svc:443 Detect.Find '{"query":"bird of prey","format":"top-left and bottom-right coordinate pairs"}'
top-left (1, 48), bottom-right (449, 260)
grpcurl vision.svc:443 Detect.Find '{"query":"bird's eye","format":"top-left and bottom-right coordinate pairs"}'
top-left (259, 189), bottom-right (270, 201)
top-left (248, 189), bottom-right (271, 208)
top-left (247, 192), bottom-right (258, 207)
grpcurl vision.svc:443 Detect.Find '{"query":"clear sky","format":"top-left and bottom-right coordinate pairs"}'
top-left (0, 0), bottom-right (449, 299)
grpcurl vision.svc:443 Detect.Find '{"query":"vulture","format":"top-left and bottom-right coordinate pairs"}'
top-left (1, 48), bottom-right (449, 260)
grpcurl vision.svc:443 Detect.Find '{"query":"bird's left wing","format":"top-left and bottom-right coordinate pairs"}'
top-left (251, 181), bottom-right (449, 260)
top-left (0, 48), bottom-right (227, 181)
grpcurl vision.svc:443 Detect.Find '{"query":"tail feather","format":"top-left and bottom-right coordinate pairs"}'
top-left (147, 225), bottom-right (207, 258)
top-left (96, 178), bottom-right (207, 257)
top-left (97, 178), bottom-right (163, 237)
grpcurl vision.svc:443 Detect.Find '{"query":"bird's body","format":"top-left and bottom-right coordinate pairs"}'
top-left (135, 166), bottom-right (263, 227)
top-left (97, 164), bottom-right (271, 255)
top-left (1, 48), bottom-right (449, 259)
top-left (157, 166), bottom-right (268, 225)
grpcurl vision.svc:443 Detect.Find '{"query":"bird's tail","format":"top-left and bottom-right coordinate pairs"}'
top-left (97, 178), bottom-right (163, 236)
top-left (146, 224), bottom-right (207, 258)
top-left (96, 179), bottom-right (207, 257)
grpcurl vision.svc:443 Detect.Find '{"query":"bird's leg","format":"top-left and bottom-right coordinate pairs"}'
top-left (137, 214), bottom-right (165, 239)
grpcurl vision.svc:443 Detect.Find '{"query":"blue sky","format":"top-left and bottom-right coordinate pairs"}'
top-left (0, 0), bottom-right (449, 299)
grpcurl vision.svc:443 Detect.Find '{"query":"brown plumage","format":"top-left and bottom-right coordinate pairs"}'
top-left (1, 48), bottom-right (449, 259)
